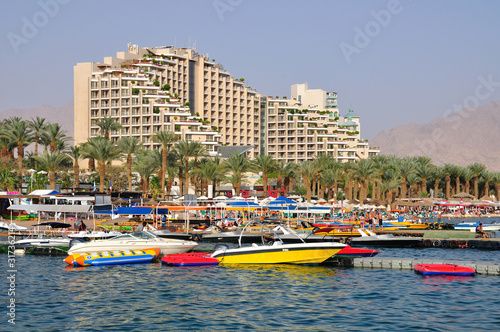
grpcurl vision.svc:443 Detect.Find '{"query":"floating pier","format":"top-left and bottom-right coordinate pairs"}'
top-left (335, 256), bottom-right (500, 276)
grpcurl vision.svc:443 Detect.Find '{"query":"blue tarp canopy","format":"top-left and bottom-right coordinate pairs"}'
top-left (226, 201), bottom-right (260, 207)
top-left (95, 207), bottom-right (153, 215)
top-left (267, 206), bottom-right (297, 211)
top-left (268, 196), bottom-right (297, 205)
top-left (115, 207), bottom-right (153, 215)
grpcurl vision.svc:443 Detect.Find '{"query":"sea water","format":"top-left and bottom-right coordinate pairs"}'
top-left (2, 246), bottom-right (499, 331)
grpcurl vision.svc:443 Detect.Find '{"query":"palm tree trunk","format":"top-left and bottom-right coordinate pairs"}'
top-left (99, 162), bottom-right (105, 192)
top-left (334, 180), bottom-right (338, 199)
top-left (127, 155), bottom-right (132, 191)
top-left (400, 178), bottom-right (407, 199)
top-left (455, 177), bottom-right (460, 194)
top-left (178, 167), bottom-right (184, 196)
top-left (465, 181), bottom-right (470, 194)
top-left (445, 176), bottom-right (451, 199)
top-left (305, 179), bottom-right (311, 202)
top-left (263, 173), bottom-right (268, 198)
top-left (184, 158), bottom-right (189, 196)
top-left (495, 183), bottom-right (500, 202)
top-left (473, 177), bottom-right (479, 199)
top-left (73, 164), bottom-right (80, 191)
top-left (434, 179), bottom-right (439, 199)
top-left (49, 170), bottom-right (56, 190)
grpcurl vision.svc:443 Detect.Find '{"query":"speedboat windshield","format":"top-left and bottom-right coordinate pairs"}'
top-left (108, 231), bottom-right (158, 241)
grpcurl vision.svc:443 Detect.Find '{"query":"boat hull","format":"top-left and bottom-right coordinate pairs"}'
top-left (212, 242), bottom-right (345, 264)
top-left (350, 238), bottom-right (421, 248)
top-left (414, 264), bottom-right (476, 276)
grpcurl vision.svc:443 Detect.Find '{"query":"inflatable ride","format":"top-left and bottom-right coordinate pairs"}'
top-left (65, 248), bottom-right (160, 266)
top-left (161, 252), bottom-right (220, 267)
top-left (414, 264), bottom-right (476, 276)
top-left (336, 246), bottom-right (379, 257)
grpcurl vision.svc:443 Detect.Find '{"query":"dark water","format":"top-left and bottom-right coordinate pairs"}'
top-left (2, 245), bottom-right (500, 331)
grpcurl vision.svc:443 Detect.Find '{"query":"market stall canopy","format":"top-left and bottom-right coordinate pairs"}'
top-left (268, 196), bottom-right (297, 205)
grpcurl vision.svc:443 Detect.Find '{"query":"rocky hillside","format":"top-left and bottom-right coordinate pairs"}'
top-left (0, 102), bottom-right (74, 141)
top-left (370, 101), bottom-right (500, 171)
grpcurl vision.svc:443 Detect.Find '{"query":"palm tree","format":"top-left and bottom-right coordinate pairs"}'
top-left (380, 178), bottom-right (400, 204)
top-left (118, 137), bottom-right (142, 191)
top-left (67, 146), bottom-right (83, 191)
top-left (275, 160), bottom-right (289, 195)
top-left (297, 161), bottom-right (318, 202)
top-left (96, 117), bottom-right (123, 140)
top-left (453, 166), bottom-right (464, 195)
top-left (492, 172), bottom-right (500, 201)
top-left (442, 164), bottom-right (455, 199)
top-left (34, 152), bottom-right (70, 190)
top-left (416, 163), bottom-right (434, 195)
top-left (174, 140), bottom-right (206, 196)
top-left (132, 149), bottom-right (159, 197)
top-left (44, 123), bottom-right (71, 153)
top-left (481, 171), bottom-right (495, 198)
top-left (353, 159), bottom-right (378, 202)
top-left (194, 158), bottom-right (226, 197)
top-left (371, 155), bottom-right (389, 200)
top-left (252, 155), bottom-right (277, 198)
top-left (153, 131), bottom-right (179, 197)
top-left (283, 162), bottom-right (298, 195)
top-left (461, 168), bottom-right (474, 194)
top-left (432, 166), bottom-right (445, 199)
top-left (397, 157), bottom-right (416, 199)
top-left (468, 163), bottom-right (486, 199)
top-left (81, 137), bottom-right (120, 192)
top-left (320, 168), bottom-right (341, 201)
top-left (28, 116), bottom-right (47, 156)
top-left (1, 117), bottom-right (34, 190)
top-left (225, 153), bottom-right (252, 196)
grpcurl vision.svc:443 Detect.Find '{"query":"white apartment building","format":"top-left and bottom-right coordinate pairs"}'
top-left (74, 44), bottom-right (262, 157)
top-left (265, 83), bottom-right (379, 163)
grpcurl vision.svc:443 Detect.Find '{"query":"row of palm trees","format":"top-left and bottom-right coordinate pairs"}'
top-left (1, 117), bottom-right (499, 202)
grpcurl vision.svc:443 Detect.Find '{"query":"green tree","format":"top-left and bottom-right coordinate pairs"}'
top-left (28, 116), bottom-right (47, 156)
top-left (118, 136), bottom-right (143, 191)
top-left (81, 137), bottom-right (120, 192)
top-left (252, 155), bottom-right (277, 198)
top-left (468, 162), bottom-right (486, 199)
top-left (96, 117), bottom-right (123, 140)
top-left (34, 152), bottom-right (70, 190)
top-left (224, 153), bottom-right (252, 195)
top-left (153, 131), bottom-right (179, 197)
top-left (67, 146), bottom-right (83, 191)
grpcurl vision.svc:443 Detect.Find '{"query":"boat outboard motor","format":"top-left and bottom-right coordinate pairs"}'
top-left (214, 243), bottom-right (230, 252)
top-left (69, 238), bottom-right (86, 248)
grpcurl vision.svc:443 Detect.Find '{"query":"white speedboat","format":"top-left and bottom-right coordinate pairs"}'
top-left (67, 230), bottom-right (123, 240)
top-left (15, 233), bottom-right (71, 249)
top-left (67, 231), bottom-right (198, 256)
top-left (211, 220), bottom-right (346, 264)
top-left (350, 229), bottom-right (421, 247)
top-left (454, 222), bottom-right (500, 232)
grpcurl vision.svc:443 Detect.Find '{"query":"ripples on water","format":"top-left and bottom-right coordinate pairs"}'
top-left (2, 247), bottom-right (499, 331)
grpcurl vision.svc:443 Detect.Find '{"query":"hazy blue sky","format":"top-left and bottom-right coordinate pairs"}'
top-left (1, 0), bottom-right (500, 138)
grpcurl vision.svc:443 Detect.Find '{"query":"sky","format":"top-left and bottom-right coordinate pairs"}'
top-left (1, 0), bottom-right (500, 138)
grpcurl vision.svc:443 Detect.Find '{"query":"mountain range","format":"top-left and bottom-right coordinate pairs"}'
top-left (370, 100), bottom-right (500, 171)
top-left (0, 102), bottom-right (74, 139)
top-left (1, 100), bottom-right (499, 171)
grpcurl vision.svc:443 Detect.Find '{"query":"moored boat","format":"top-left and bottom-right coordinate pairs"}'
top-left (67, 230), bottom-right (198, 256)
top-left (161, 252), bottom-right (220, 266)
top-left (210, 220), bottom-right (346, 264)
top-left (65, 248), bottom-right (160, 266)
top-left (414, 264), bottom-right (476, 276)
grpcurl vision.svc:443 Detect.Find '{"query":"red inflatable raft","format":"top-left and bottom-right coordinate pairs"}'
top-left (161, 252), bottom-right (220, 267)
top-left (414, 264), bottom-right (476, 276)
top-left (336, 246), bottom-right (378, 258)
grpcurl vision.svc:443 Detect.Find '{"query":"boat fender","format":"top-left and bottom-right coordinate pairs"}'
top-left (424, 239), bottom-right (433, 247)
top-left (449, 240), bottom-right (458, 249)
top-left (193, 234), bottom-right (201, 241)
top-left (432, 239), bottom-right (441, 247)
top-left (441, 240), bottom-right (450, 248)
top-left (458, 240), bottom-right (467, 248)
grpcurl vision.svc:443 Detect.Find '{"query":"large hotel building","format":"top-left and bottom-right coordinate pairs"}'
top-left (74, 44), bottom-right (379, 162)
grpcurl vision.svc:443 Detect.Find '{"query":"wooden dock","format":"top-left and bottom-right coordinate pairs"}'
top-left (334, 256), bottom-right (500, 276)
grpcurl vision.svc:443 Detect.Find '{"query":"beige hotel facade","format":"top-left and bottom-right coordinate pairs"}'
top-left (74, 44), bottom-right (378, 163)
